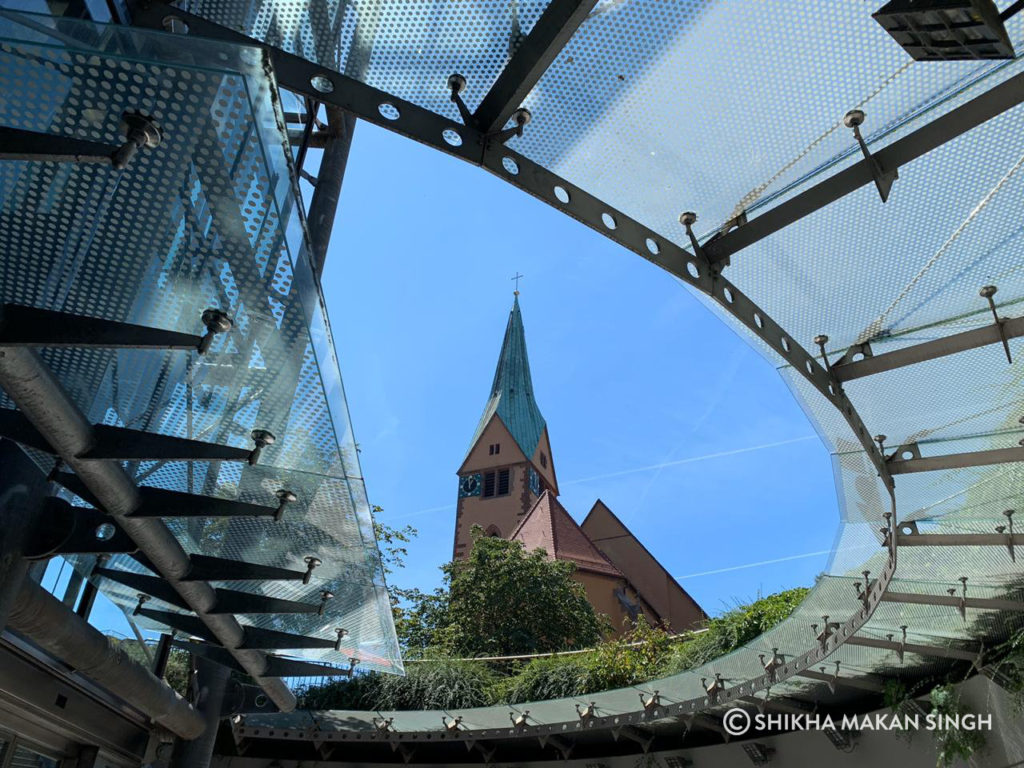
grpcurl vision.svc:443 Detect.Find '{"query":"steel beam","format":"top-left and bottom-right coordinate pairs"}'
top-left (96, 568), bottom-right (320, 614)
top-left (0, 408), bottom-right (60, 454)
top-left (889, 445), bottom-right (1024, 474)
top-left (0, 126), bottom-right (120, 165)
top-left (0, 303), bottom-right (203, 350)
top-left (832, 315), bottom-right (1024, 382)
top-left (896, 532), bottom-right (1024, 546)
top-left (23, 497), bottom-right (137, 559)
top-left (56, 473), bottom-right (281, 520)
top-left (846, 635), bottom-right (978, 662)
top-left (881, 591), bottom-right (1024, 611)
top-left (703, 70), bottom-right (1024, 264)
top-left (472, 0), bottom-right (597, 132)
top-left (182, 554), bottom-right (310, 583)
top-left (307, 107), bottom-right (355, 278)
top-left (80, 424), bottom-right (253, 462)
top-left (0, 345), bottom-right (296, 711)
top-left (172, 640), bottom-right (353, 678)
top-left (140, 609), bottom-right (340, 650)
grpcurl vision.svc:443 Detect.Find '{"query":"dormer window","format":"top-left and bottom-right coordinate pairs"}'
top-left (488, 443), bottom-right (501, 456)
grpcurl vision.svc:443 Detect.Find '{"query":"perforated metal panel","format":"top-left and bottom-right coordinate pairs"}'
top-left (0, 10), bottom-right (400, 674)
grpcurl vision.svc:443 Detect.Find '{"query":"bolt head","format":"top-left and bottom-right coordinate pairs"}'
top-left (336, 627), bottom-right (349, 638)
top-left (201, 308), bottom-right (232, 334)
top-left (980, 284), bottom-right (998, 298)
top-left (251, 428), bottom-right (276, 446)
top-left (447, 73), bottom-right (467, 96)
top-left (1005, 509), bottom-right (1015, 517)
top-left (678, 211), bottom-right (698, 227)
top-left (120, 109), bottom-right (163, 147)
top-left (874, 434), bottom-right (887, 443)
top-left (276, 489), bottom-right (297, 504)
top-left (814, 334), bottom-right (829, 346)
top-left (304, 556), bottom-right (322, 568)
top-left (512, 107), bottom-right (532, 126)
top-left (843, 109), bottom-right (865, 129)
top-left (321, 590), bottom-right (334, 600)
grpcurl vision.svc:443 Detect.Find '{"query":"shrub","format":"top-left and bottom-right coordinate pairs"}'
top-left (503, 656), bottom-right (591, 704)
top-left (660, 587), bottom-right (809, 676)
top-left (929, 684), bottom-right (985, 768)
top-left (369, 658), bottom-right (499, 711)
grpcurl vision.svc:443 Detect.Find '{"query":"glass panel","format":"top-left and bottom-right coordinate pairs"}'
top-left (177, 0), bottom-right (552, 119)
top-left (0, 11), bottom-right (400, 673)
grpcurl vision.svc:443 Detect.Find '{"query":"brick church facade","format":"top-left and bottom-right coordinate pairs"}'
top-left (453, 295), bottom-right (706, 635)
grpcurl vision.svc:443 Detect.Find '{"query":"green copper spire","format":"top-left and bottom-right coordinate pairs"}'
top-left (467, 295), bottom-right (547, 459)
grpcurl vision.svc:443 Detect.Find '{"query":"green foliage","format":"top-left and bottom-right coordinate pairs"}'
top-left (297, 587), bottom-right (811, 711)
top-left (107, 637), bottom-right (191, 698)
top-left (440, 529), bottom-right (604, 656)
top-left (369, 658), bottom-right (499, 711)
top-left (990, 625), bottom-right (1024, 713)
top-left (929, 684), bottom-right (985, 768)
top-left (883, 679), bottom-right (910, 712)
top-left (501, 656), bottom-right (591, 704)
top-left (660, 587), bottom-right (809, 675)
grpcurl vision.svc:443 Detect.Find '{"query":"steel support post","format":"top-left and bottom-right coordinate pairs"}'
top-left (168, 655), bottom-right (231, 768)
top-left (306, 106), bottom-right (355, 279)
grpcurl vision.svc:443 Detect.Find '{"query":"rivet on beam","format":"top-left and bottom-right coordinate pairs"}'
top-left (318, 590), bottom-right (333, 617)
top-left (198, 309), bottom-right (232, 354)
top-left (509, 709), bottom-right (531, 728)
top-left (274, 489), bottom-right (297, 522)
top-left (333, 628), bottom-right (348, 651)
top-left (133, 592), bottom-right (150, 616)
top-left (249, 429), bottom-right (276, 466)
top-left (814, 334), bottom-right (831, 371)
top-left (980, 285), bottom-right (1013, 364)
top-left (843, 109), bottom-right (897, 202)
top-left (303, 556), bottom-right (322, 585)
top-left (111, 110), bottom-right (163, 170)
top-left (995, 509), bottom-right (1016, 562)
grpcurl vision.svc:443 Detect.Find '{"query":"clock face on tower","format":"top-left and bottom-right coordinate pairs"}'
top-left (528, 466), bottom-right (540, 496)
top-left (459, 473), bottom-right (482, 497)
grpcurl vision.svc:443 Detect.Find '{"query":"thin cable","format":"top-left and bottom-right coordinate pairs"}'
top-left (861, 145), bottom-right (1024, 343)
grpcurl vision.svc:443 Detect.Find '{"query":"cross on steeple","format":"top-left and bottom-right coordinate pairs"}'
top-left (511, 272), bottom-right (524, 295)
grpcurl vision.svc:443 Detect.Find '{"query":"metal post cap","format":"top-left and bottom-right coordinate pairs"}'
top-left (201, 308), bottom-right (232, 334)
top-left (843, 109), bottom-right (865, 128)
top-left (512, 107), bottom-right (532, 126)
top-left (980, 284), bottom-right (998, 298)
top-left (304, 556), bottom-right (322, 568)
top-left (447, 73), bottom-right (467, 96)
top-left (679, 211), bottom-right (697, 227)
top-left (251, 429), bottom-right (276, 446)
top-left (121, 110), bottom-right (163, 148)
top-left (813, 334), bottom-right (829, 345)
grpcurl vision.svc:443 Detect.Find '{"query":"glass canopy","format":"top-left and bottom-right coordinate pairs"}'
top-left (169, 0), bottom-right (1024, 734)
top-left (0, 9), bottom-right (401, 674)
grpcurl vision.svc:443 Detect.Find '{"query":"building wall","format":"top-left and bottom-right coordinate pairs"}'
top-left (454, 418), bottom-right (538, 558)
top-left (574, 571), bottom-right (657, 636)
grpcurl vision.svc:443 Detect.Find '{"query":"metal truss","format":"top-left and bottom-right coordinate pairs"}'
top-left (831, 314), bottom-right (1024, 382)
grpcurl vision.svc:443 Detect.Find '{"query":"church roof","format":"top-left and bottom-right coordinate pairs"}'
top-left (510, 491), bottom-right (622, 577)
top-left (467, 295), bottom-right (547, 459)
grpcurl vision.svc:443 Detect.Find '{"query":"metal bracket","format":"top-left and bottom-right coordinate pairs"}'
top-left (980, 285), bottom-right (1013, 364)
top-left (888, 442), bottom-right (1024, 474)
top-left (843, 110), bottom-right (898, 202)
top-left (847, 630), bottom-right (980, 664)
top-left (77, 424), bottom-right (271, 465)
top-left (23, 497), bottom-right (136, 559)
top-left (575, 701), bottom-right (597, 724)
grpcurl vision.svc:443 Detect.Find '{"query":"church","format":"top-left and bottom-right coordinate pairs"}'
top-left (453, 295), bottom-right (707, 635)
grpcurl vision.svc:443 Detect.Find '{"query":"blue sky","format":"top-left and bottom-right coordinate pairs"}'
top-left (318, 120), bottom-right (840, 617)
top-left (42, 115), bottom-right (841, 639)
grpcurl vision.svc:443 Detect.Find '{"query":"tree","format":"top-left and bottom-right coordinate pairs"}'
top-left (440, 528), bottom-right (604, 656)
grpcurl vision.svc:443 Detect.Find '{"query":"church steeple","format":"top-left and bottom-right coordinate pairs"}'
top-left (453, 295), bottom-right (558, 559)
top-left (466, 295), bottom-right (547, 460)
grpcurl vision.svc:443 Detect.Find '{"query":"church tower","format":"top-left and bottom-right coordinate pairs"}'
top-left (453, 295), bottom-right (558, 558)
